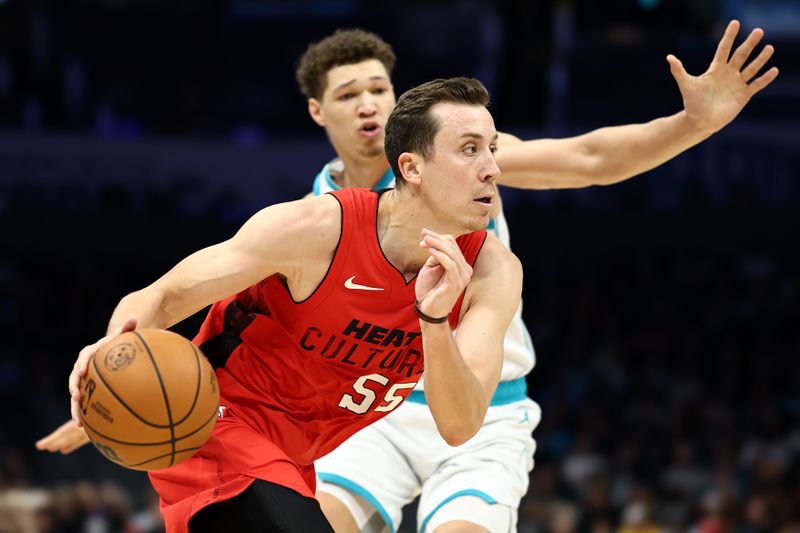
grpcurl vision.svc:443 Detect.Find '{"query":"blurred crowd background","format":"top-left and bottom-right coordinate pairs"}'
top-left (1, 0), bottom-right (799, 532)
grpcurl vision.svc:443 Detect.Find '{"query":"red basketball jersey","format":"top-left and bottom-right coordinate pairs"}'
top-left (149, 188), bottom-right (487, 533)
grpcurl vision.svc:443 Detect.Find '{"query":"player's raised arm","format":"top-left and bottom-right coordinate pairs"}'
top-left (417, 233), bottom-right (522, 445)
top-left (67, 194), bottom-right (342, 426)
top-left (495, 20), bottom-right (779, 190)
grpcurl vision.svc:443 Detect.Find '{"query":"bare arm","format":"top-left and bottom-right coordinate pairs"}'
top-left (416, 233), bottom-right (522, 445)
top-left (68, 195), bottom-right (341, 425)
top-left (35, 420), bottom-right (92, 454)
top-left (496, 20), bottom-right (779, 190)
top-left (108, 198), bottom-right (330, 331)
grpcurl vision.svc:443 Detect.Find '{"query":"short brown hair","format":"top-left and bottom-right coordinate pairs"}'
top-left (385, 77), bottom-right (490, 188)
top-left (296, 29), bottom-right (397, 100)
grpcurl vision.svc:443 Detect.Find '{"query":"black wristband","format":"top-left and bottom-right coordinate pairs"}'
top-left (414, 300), bottom-right (449, 324)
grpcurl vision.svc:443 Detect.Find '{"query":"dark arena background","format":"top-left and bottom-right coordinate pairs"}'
top-left (1, 0), bottom-right (799, 531)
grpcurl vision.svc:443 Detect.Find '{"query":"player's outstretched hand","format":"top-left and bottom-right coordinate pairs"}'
top-left (667, 19), bottom-right (779, 134)
top-left (68, 318), bottom-right (137, 427)
top-left (35, 420), bottom-right (90, 454)
top-left (415, 229), bottom-right (473, 320)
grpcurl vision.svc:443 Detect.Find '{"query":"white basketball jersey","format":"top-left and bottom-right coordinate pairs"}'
top-left (311, 160), bottom-right (536, 383)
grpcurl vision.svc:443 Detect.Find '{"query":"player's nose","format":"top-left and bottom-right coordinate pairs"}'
top-left (357, 94), bottom-right (377, 117)
top-left (480, 153), bottom-right (500, 182)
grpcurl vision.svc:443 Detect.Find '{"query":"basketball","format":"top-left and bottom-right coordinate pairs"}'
top-left (78, 329), bottom-right (219, 471)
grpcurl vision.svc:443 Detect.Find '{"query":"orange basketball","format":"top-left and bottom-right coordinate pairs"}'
top-left (79, 329), bottom-right (219, 471)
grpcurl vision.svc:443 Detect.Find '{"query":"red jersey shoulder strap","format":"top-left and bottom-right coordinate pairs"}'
top-left (326, 188), bottom-right (378, 243)
top-left (448, 230), bottom-right (489, 329)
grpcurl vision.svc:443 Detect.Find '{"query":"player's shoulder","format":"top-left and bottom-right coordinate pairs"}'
top-left (463, 233), bottom-right (522, 316)
top-left (474, 233), bottom-right (522, 281)
top-left (244, 194), bottom-right (342, 248)
top-left (290, 193), bottom-right (342, 233)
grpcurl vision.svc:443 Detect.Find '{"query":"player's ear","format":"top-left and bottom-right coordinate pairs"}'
top-left (398, 152), bottom-right (422, 186)
top-left (308, 98), bottom-right (325, 127)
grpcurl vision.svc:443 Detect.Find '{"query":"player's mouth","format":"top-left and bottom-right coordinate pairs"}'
top-left (358, 121), bottom-right (382, 139)
top-left (473, 194), bottom-right (493, 206)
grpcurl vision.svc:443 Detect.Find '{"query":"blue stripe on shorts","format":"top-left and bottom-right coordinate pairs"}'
top-left (418, 489), bottom-right (498, 533)
top-left (316, 472), bottom-right (396, 533)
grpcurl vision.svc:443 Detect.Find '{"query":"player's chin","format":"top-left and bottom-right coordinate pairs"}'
top-left (463, 215), bottom-right (490, 233)
top-left (360, 143), bottom-right (385, 158)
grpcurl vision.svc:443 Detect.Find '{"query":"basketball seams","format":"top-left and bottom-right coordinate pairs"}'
top-left (83, 329), bottom-right (219, 471)
top-left (126, 447), bottom-right (204, 469)
top-left (173, 407), bottom-right (218, 441)
top-left (133, 330), bottom-right (178, 467)
top-left (83, 407), bottom-right (218, 447)
top-left (91, 352), bottom-right (172, 429)
top-left (170, 342), bottom-right (203, 427)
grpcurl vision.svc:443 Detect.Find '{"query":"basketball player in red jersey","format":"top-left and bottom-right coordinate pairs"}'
top-left (39, 21), bottom-right (780, 533)
top-left (65, 78), bottom-right (521, 533)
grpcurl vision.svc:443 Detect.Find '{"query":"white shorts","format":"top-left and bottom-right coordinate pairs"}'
top-left (316, 379), bottom-right (540, 533)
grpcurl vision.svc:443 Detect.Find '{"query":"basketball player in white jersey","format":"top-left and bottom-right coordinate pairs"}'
top-left (295, 23), bottom-right (776, 533)
top-left (38, 20), bottom-right (778, 533)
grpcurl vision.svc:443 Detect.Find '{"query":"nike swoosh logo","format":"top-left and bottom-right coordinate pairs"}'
top-left (344, 276), bottom-right (384, 291)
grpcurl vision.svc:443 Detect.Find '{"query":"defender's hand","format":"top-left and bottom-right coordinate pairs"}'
top-left (35, 420), bottom-right (90, 454)
top-left (668, 19), bottom-right (779, 134)
top-left (68, 318), bottom-right (137, 427)
top-left (415, 229), bottom-right (473, 320)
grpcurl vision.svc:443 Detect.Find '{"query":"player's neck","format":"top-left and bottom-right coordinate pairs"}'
top-left (336, 153), bottom-right (390, 189)
top-left (376, 189), bottom-right (450, 279)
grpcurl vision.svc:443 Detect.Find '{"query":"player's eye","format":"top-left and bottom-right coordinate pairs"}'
top-left (372, 88), bottom-right (386, 95)
top-left (463, 145), bottom-right (477, 155)
top-left (338, 93), bottom-right (355, 101)
top-left (489, 144), bottom-right (498, 154)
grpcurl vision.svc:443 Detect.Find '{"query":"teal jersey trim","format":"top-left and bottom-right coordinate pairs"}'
top-left (312, 163), bottom-right (396, 196)
top-left (418, 489), bottom-right (498, 533)
top-left (486, 218), bottom-right (497, 235)
top-left (407, 377), bottom-right (527, 407)
top-left (374, 167), bottom-right (395, 189)
top-left (323, 163), bottom-right (339, 191)
top-left (312, 171), bottom-right (324, 196)
top-left (316, 473), bottom-right (396, 533)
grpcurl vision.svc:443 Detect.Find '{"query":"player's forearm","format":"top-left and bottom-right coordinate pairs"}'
top-left (578, 110), bottom-right (710, 186)
top-left (497, 111), bottom-right (711, 189)
top-left (421, 322), bottom-right (487, 446)
top-left (104, 240), bottom-right (264, 336)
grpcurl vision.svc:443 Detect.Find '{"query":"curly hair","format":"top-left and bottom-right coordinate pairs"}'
top-left (296, 29), bottom-right (396, 100)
